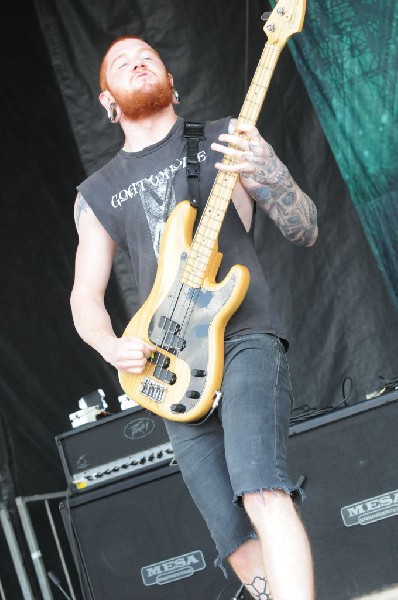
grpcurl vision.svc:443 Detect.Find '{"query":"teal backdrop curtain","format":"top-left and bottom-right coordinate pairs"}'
top-left (275, 0), bottom-right (398, 305)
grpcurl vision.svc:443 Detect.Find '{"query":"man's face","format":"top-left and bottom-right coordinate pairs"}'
top-left (104, 39), bottom-right (173, 120)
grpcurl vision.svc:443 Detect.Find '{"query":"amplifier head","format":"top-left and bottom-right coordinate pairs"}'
top-left (56, 406), bottom-right (172, 493)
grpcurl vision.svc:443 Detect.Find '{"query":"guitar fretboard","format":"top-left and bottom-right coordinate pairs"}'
top-left (181, 43), bottom-right (282, 288)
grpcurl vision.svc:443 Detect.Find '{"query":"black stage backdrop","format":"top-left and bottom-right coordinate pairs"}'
top-left (1, 0), bottom-right (398, 512)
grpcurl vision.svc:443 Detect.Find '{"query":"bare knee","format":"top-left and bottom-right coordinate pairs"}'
top-left (243, 488), bottom-right (295, 519)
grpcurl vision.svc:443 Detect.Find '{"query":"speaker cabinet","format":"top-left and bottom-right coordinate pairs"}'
top-left (61, 392), bottom-right (398, 600)
top-left (60, 464), bottom-right (240, 600)
top-left (288, 392), bottom-right (398, 600)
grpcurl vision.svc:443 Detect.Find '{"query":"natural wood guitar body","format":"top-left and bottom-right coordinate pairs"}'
top-left (119, 200), bottom-right (250, 422)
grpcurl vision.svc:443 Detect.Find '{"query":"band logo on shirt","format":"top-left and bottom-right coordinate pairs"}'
top-left (111, 150), bottom-right (207, 257)
top-left (110, 151), bottom-right (207, 209)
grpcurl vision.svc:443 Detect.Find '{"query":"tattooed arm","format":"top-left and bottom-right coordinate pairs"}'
top-left (211, 121), bottom-right (318, 246)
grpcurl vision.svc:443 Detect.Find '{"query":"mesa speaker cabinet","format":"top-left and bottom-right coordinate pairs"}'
top-left (288, 390), bottom-right (398, 600)
top-left (60, 463), bottom-right (240, 600)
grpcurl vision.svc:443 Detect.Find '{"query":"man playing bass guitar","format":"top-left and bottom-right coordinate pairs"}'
top-left (71, 34), bottom-right (317, 600)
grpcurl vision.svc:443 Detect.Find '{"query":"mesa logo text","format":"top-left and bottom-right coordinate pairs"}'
top-left (341, 489), bottom-right (398, 527)
top-left (141, 551), bottom-right (206, 586)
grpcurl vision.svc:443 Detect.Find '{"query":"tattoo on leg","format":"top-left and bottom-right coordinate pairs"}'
top-left (245, 576), bottom-right (272, 599)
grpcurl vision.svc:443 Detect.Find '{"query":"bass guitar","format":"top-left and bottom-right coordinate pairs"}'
top-left (119, 0), bottom-right (306, 422)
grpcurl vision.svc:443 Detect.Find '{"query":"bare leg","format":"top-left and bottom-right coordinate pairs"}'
top-left (228, 539), bottom-right (272, 599)
top-left (243, 490), bottom-right (314, 600)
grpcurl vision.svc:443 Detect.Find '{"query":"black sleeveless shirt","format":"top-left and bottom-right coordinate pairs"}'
top-left (78, 117), bottom-right (287, 343)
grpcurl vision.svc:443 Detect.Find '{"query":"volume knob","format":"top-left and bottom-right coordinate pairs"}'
top-left (192, 369), bottom-right (206, 377)
top-left (186, 390), bottom-right (200, 399)
top-left (171, 403), bottom-right (187, 413)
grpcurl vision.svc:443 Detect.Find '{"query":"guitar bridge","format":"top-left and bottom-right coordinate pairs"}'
top-left (140, 378), bottom-right (166, 403)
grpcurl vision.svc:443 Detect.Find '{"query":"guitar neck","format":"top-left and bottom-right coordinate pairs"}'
top-left (182, 43), bottom-right (283, 288)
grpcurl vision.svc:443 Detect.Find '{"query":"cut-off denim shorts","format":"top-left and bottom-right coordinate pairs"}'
top-left (164, 333), bottom-right (303, 573)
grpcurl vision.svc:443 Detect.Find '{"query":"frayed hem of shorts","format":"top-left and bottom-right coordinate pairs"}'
top-left (233, 483), bottom-right (306, 507)
top-left (214, 530), bottom-right (258, 577)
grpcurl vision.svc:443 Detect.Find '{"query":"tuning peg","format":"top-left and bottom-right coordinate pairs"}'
top-left (261, 11), bottom-right (271, 21)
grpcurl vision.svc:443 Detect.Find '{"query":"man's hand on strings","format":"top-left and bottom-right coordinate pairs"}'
top-left (211, 119), bottom-right (283, 191)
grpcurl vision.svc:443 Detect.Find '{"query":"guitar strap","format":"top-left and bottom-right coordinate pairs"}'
top-left (182, 121), bottom-right (206, 208)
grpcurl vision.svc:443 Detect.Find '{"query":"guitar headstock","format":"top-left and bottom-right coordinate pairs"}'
top-left (263, 0), bottom-right (306, 45)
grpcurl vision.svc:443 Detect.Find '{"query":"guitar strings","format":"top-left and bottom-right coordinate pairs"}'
top-left (184, 43), bottom-right (280, 278)
top-left (139, 44), bottom-right (281, 399)
top-left (153, 45), bottom-right (280, 347)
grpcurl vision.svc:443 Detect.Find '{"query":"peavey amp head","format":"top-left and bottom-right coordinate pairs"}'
top-left (56, 406), bottom-right (173, 493)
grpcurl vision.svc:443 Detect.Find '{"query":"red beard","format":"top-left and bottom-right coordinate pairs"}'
top-left (110, 75), bottom-right (173, 121)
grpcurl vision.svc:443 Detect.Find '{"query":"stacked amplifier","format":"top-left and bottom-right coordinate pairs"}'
top-left (56, 405), bottom-right (173, 492)
top-left (56, 405), bottom-right (239, 600)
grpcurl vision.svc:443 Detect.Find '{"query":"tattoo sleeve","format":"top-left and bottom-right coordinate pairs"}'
top-left (240, 137), bottom-right (318, 246)
top-left (74, 192), bottom-right (90, 230)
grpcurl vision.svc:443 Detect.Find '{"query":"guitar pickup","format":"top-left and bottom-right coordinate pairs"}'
top-left (153, 365), bottom-right (176, 385)
top-left (160, 332), bottom-right (186, 354)
top-left (159, 316), bottom-right (181, 334)
top-left (149, 351), bottom-right (170, 369)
